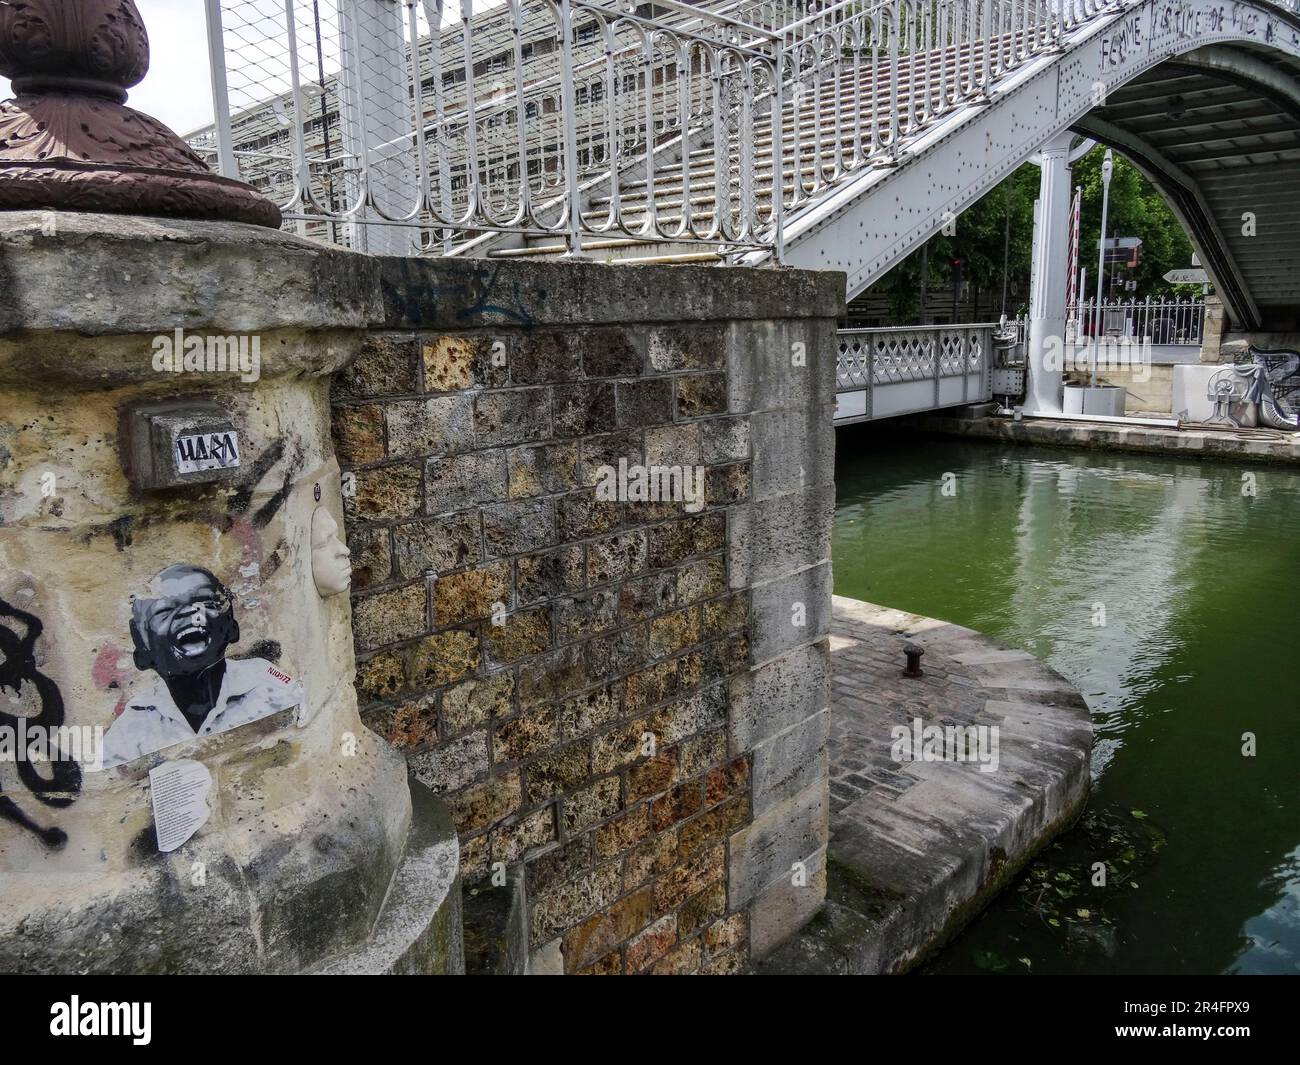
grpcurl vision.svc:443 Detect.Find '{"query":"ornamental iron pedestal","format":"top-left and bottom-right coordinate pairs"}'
top-left (0, 0), bottom-right (279, 227)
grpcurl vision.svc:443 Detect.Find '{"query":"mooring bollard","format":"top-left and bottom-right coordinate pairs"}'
top-left (903, 642), bottom-right (925, 678)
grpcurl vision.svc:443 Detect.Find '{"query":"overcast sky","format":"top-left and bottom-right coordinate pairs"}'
top-left (0, 1), bottom-right (502, 138)
top-left (0, 0), bottom-right (216, 135)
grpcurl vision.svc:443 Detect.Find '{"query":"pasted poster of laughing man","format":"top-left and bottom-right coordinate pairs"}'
top-left (101, 564), bottom-right (303, 769)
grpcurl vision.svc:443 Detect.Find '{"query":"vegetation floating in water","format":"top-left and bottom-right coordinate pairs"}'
top-left (928, 807), bottom-right (1166, 974)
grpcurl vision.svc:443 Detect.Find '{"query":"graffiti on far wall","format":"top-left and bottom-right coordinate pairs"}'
top-left (1249, 348), bottom-right (1300, 429)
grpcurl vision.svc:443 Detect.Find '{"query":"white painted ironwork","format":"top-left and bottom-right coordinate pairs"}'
top-left (836, 323), bottom-right (993, 421)
top-left (198, 0), bottom-right (1300, 265)
top-left (198, 0), bottom-right (793, 254)
top-left (1072, 296), bottom-right (1205, 345)
top-left (1015, 298), bottom-right (1205, 345)
top-left (194, 0), bottom-right (1143, 255)
top-left (761, 0), bottom-right (1300, 323)
top-left (1024, 131), bottom-right (1089, 413)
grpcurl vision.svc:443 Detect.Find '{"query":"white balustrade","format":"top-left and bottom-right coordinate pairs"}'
top-left (198, 1), bottom-right (1299, 257)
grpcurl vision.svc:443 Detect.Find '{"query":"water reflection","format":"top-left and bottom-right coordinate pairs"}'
top-left (833, 429), bottom-right (1300, 974)
top-left (1233, 847), bottom-right (1300, 974)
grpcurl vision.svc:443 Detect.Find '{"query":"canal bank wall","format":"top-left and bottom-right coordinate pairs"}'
top-left (911, 411), bottom-right (1300, 466)
top-left (335, 255), bottom-right (844, 974)
top-left (757, 597), bottom-right (1091, 974)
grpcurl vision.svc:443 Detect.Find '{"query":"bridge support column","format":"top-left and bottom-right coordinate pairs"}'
top-left (338, 0), bottom-right (415, 255)
top-left (1025, 133), bottom-right (1085, 414)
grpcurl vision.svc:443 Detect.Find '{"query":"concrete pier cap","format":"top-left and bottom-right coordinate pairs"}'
top-left (0, 212), bottom-right (461, 974)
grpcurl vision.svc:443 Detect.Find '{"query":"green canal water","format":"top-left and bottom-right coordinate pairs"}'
top-left (832, 428), bottom-right (1300, 975)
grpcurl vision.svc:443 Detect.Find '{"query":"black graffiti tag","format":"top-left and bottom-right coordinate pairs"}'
top-left (0, 597), bottom-right (82, 849)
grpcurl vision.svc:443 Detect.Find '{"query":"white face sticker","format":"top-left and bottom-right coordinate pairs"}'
top-left (174, 430), bottom-right (241, 474)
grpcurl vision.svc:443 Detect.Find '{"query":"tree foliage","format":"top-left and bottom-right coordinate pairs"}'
top-left (870, 145), bottom-right (1196, 321)
top-left (1071, 146), bottom-right (1194, 297)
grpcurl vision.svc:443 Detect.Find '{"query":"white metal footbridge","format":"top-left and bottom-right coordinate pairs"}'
top-left (200, 0), bottom-right (1300, 418)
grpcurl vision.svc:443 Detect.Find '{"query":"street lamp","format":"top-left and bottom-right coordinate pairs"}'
top-left (1091, 149), bottom-right (1114, 387)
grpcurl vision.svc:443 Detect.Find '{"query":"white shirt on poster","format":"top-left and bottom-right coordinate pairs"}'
top-left (101, 657), bottom-right (302, 769)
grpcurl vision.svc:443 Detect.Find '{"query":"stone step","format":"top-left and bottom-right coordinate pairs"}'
top-left (308, 778), bottom-right (465, 975)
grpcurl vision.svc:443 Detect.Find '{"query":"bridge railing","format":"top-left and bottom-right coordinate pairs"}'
top-left (198, 0), bottom-right (1140, 255)
top-left (1070, 295), bottom-right (1206, 345)
top-left (1013, 296), bottom-right (1206, 347)
top-left (836, 323), bottom-right (994, 420)
top-left (200, 0), bottom-right (794, 253)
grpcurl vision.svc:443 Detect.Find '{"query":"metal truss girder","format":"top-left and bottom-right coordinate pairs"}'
top-left (1168, 44), bottom-right (1300, 122)
top-left (775, 0), bottom-right (1300, 308)
top-left (1122, 107), bottom-right (1295, 136)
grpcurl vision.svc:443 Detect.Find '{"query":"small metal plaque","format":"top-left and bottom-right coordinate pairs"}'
top-left (123, 400), bottom-right (242, 491)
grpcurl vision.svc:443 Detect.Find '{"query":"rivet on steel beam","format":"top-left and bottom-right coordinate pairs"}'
top-left (902, 643), bottom-right (925, 679)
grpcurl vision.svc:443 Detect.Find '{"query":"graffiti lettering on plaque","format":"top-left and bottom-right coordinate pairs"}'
top-left (174, 429), bottom-right (241, 475)
top-left (100, 565), bottom-right (302, 769)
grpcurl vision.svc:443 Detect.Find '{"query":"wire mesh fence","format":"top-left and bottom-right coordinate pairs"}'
top-left (194, 0), bottom-right (1287, 257)
top-left (196, 1), bottom-right (796, 253)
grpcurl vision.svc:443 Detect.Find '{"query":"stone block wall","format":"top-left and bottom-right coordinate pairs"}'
top-left (1199, 294), bottom-right (1228, 363)
top-left (332, 258), bottom-right (841, 974)
top-left (1202, 294), bottom-right (1300, 365)
top-left (1086, 363), bottom-right (1175, 412)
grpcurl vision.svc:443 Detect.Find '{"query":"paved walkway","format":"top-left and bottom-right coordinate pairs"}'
top-left (758, 596), bottom-right (1091, 974)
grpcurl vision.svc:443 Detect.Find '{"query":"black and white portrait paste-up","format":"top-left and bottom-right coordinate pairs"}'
top-left (101, 565), bottom-right (303, 769)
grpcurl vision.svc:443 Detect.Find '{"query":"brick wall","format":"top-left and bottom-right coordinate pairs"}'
top-left (332, 258), bottom-right (841, 974)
